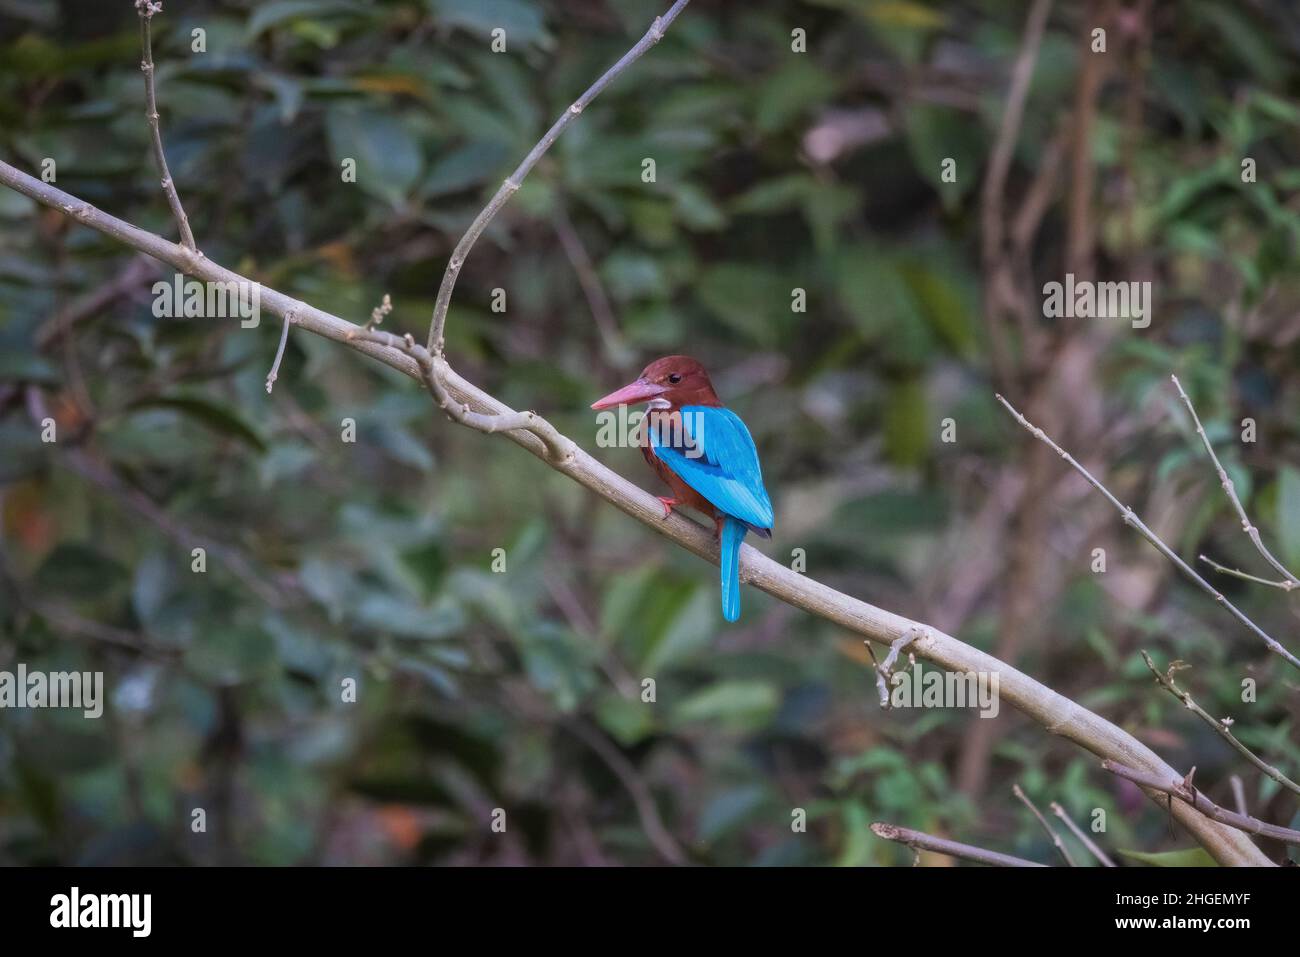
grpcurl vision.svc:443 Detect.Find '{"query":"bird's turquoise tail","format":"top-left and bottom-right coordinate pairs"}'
top-left (720, 516), bottom-right (747, 622)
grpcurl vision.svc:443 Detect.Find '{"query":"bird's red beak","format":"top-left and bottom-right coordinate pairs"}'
top-left (591, 377), bottom-right (667, 410)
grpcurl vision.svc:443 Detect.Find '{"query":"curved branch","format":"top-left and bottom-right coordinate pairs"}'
top-left (136, 0), bottom-right (196, 252)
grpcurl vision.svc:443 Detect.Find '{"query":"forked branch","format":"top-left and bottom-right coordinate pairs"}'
top-left (1170, 374), bottom-right (1299, 591)
top-left (996, 393), bottom-right (1300, 672)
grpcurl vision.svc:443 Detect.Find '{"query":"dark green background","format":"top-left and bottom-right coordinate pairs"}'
top-left (1, 0), bottom-right (1298, 865)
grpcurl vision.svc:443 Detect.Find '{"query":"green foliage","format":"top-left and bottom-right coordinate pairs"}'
top-left (1, 0), bottom-right (1298, 867)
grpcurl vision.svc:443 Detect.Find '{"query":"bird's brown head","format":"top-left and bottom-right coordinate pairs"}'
top-left (591, 355), bottom-right (721, 411)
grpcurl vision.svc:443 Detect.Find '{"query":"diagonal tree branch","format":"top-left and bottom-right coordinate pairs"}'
top-left (996, 393), bottom-right (1300, 672)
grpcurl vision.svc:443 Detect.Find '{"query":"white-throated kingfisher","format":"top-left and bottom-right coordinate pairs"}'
top-left (592, 356), bottom-right (774, 622)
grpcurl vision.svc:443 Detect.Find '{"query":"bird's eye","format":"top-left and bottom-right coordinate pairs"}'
top-left (668, 373), bottom-right (682, 384)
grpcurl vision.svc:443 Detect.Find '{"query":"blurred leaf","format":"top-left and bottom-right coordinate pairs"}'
top-left (185, 624), bottom-right (277, 684)
top-left (354, 591), bottom-right (464, 640)
top-left (883, 376), bottom-right (928, 468)
top-left (326, 106), bottom-right (423, 209)
top-left (425, 0), bottom-right (550, 48)
top-left (696, 263), bottom-right (790, 346)
top-left (674, 680), bottom-right (779, 729)
top-left (903, 104), bottom-right (983, 211)
top-left (126, 396), bottom-right (267, 453)
top-left (753, 59), bottom-right (836, 134)
top-left (246, 1), bottom-right (371, 39)
top-left (698, 786), bottom-right (765, 843)
top-left (594, 693), bottom-right (655, 746)
top-left (35, 543), bottom-right (127, 599)
top-left (1117, 847), bottom-right (1219, 867)
top-left (1278, 467), bottom-right (1300, 571)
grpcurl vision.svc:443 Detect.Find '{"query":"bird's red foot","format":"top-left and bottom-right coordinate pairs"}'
top-left (656, 496), bottom-right (678, 519)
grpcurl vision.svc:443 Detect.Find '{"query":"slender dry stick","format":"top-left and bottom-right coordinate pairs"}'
top-left (0, 162), bottom-right (1275, 868)
top-left (867, 626), bottom-right (922, 708)
top-left (1171, 374), bottom-right (1298, 591)
top-left (1013, 784), bottom-right (1076, 866)
top-left (1103, 761), bottom-right (1300, 846)
top-left (426, 0), bottom-right (690, 355)
top-left (996, 393), bottom-right (1300, 672)
top-left (1198, 554), bottom-right (1293, 591)
top-left (1229, 775), bottom-right (1248, 816)
top-left (979, 0), bottom-right (1053, 385)
top-left (871, 822), bottom-right (1047, 867)
top-left (36, 255), bottom-right (156, 348)
top-left (1049, 801), bottom-right (1115, 867)
top-left (24, 387), bottom-right (288, 608)
top-left (562, 718), bottom-right (687, 866)
top-left (136, 1), bottom-right (196, 252)
top-left (1140, 650), bottom-right (1300, 796)
top-left (265, 311), bottom-right (292, 394)
top-left (552, 205), bottom-right (631, 368)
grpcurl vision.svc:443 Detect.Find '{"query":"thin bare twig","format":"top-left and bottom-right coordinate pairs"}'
top-left (1140, 650), bottom-right (1300, 796)
top-left (1013, 784), bottom-right (1076, 866)
top-left (979, 0), bottom-right (1054, 384)
top-left (36, 255), bottom-right (157, 349)
top-left (996, 393), bottom-right (1300, 672)
top-left (871, 822), bottom-right (1046, 868)
top-left (551, 205), bottom-right (631, 369)
top-left (562, 718), bottom-right (687, 866)
top-left (1050, 801), bottom-right (1115, 867)
top-left (363, 4), bottom-right (692, 458)
top-left (424, 0), bottom-right (691, 355)
top-left (24, 387), bottom-right (287, 608)
top-left (1230, 775), bottom-right (1248, 816)
top-left (1171, 374), bottom-right (1299, 591)
top-left (1102, 761), bottom-right (1300, 846)
top-left (136, 0), bottom-right (197, 252)
top-left (1198, 555), bottom-right (1293, 591)
top-left (867, 625), bottom-right (921, 709)
top-left (265, 311), bottom-right (292, 394)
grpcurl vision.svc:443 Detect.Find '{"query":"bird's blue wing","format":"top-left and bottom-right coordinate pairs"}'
top-left (650, 405), bottom-right (773, 530)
